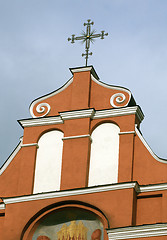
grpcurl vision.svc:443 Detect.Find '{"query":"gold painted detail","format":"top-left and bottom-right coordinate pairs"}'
top-left (57, 221), bottom-right (88, 240)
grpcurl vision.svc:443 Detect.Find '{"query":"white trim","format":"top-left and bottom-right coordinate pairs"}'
top-left (135, 107), bottom-right (145, 123)
top-left (135, 126), bottom-right (167, 164)
top-left (19, 116), bottom-right (63, 128)
top-left (93, 106), bottom-right (144, 123)
top-left (107, 223), bottom-right (167, 240)
top-left (35, 102), bottom-right (51, 118)
top-left (3, 182), bottom-right (138, 204)
top-left (62, 134), bottom-right (91, 141)
top-left (139, 182), bottom-right (167, 193)
top-left (3, 181), bottom-right (167, 204)
top-left (0, 203), bottom-right (5, 210)
top-left (71, 66), bottom-right (93, 73)
top-left (60, 109), bottom-right (95, 120)
top-left (70, 66), bottom-right (99, 80)
top-left (21, 143), bottom-right (38, 148)
top-left (139, 183), bottom-right (167, 193)
top-left (19, 107), bottom-right (144, 128)
top-left (110, 93), bottom-right (127, 108)
top-left (0, 138), bottom-right (22, 176)
top-left (91, 75), bottom-right (131, 95)
top-left (29, 77), bottom-right (73, 118)
top-left (119, 131), bottom-right (136, 135)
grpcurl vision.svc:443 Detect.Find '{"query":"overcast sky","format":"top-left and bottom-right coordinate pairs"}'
top-left (0, 0), bottom-right (167, 166)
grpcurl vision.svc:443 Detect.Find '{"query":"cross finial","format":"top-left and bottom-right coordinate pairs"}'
top-left (68, 19), bottom-right (108, 66)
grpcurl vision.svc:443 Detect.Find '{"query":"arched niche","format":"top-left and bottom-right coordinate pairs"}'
top-left (88, 122), bottom-right (120, 187)
top-left (32, 208), bottom-right (104, 240)
top-left (22, 203), bottom-right (108, 240)
top-left (33, 130), bottom-right (64, 194)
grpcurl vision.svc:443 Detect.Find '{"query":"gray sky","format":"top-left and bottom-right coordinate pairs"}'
top-left (0, 0), bottom-right (167, 166)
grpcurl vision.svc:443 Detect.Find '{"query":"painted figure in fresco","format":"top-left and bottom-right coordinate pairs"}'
top-left (36, 221), bottom-right (101, 240)
top-left (57, 221), bottom-right (101, 240)
top-left (57, 221), bottom-right (88, 240)
top-left (91, 229), bottom-right (101, 240)
top-left (37, 236), bottom-right (50, 240)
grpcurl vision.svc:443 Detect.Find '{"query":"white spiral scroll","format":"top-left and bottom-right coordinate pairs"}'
top-left (36, 103), bottom-right (51, 117)
top-left (110, 93), bottom-right (126, 108)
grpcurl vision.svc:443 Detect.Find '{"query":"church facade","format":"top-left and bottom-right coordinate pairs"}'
top-left (0, 66), bottom-right (167, 240)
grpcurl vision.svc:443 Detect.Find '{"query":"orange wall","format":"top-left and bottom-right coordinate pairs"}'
top-left (1, 67), bottom-right (167, 239)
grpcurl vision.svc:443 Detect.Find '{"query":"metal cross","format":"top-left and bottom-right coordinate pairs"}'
top-left (68, 19), bottom-right (108, 66)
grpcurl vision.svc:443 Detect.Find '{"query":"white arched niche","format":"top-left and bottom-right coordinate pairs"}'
top-left (33, 130), bottom-right (64, 194)
top-left (88, 123), bottom-right (120, 187)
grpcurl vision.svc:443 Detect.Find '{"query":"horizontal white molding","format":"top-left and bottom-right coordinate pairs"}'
top-left (59, 109), bottom-right (95, 120)
top-left (93, 106), bottom-right (144, 123)
top-left (0, 203), bottom-right (5, 210)
top-left (119, 131), bottom-right (136, 135)
top-left (19, 116), bottom-right (63, 128)
top-left (107, 223), bottom-right (167, 240)
top-left (135, 126), bottom-right (167, 164)
top-left (3, 182), bottom-right (138, 205)
top-left (139, 183), bottom-right (167, 193)
top-left (3, 181), bottom-right (167, 205)
top-left (70, 66), bottom-right (99, 80)
top-left (21, 143), bottom-right (38, 148)
top-left (70, 66), bottom-right (93, 73)
top-left (62, 134), bottom-right (91, 141)
top-left (19, 107), bottom-right (144, 128)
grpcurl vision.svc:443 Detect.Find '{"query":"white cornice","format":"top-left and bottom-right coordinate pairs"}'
top-left (93, 106), bottom-right (144, 123)
top-left (135, 126), bottom-right (167, 164)
top-left (19, 116), bottom-right (63, 128)
top-left (135, 107), bottom-right (144, 123)
top-left (139, 183), bottom-right (167, 193)
top-left (59, 109), bottom-right (95, 120)
top-left (70, 66), bottom-right (99, 80)
top-left (3, 182), bottom-right (138, 205)
top-left (107, 223), bottom-right (167, 239)
top-left (70, 66), bottom-right (93, 73)
top-left (19, 107), bottom-right (144, 128)
top-left (3, 181), bottom-right (167, 205)
top-left (0, 203), bottom-right (5, 210)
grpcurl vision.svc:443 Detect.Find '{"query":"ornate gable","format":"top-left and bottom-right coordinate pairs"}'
top-left (29, 66), bottom-right (135, 118)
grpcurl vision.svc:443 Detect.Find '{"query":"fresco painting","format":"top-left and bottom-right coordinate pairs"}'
top-left (33, 208), bottom-right (103, 240)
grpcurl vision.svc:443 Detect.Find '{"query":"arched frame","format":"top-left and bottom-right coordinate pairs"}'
top-left (21, 201), bottom-right (109, 240)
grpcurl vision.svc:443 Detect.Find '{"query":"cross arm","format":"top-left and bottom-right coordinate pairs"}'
top-left (74, 36), bottom-right (86, 41)
top-left (91, 31), bottom-right (108, 39)
top-left (68, 34), bottom-right (86, 43)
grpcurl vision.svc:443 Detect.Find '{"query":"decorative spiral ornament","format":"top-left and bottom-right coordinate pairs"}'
top-left (36, 103), bottom-right (51, 117)
top-left (110, 93), bottom-right (126, 108)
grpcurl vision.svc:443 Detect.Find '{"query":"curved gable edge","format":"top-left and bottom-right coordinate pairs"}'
top-left (135, 125), bottom-right (167, 164)
top-left (29, 77), bottom-right (73, 118)
top-left (0, 138), bottom-right (22, 175)
top-left (91, 75), bottom-right (136, 108)
top-left (91, 74), bottom-right (131, 95)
